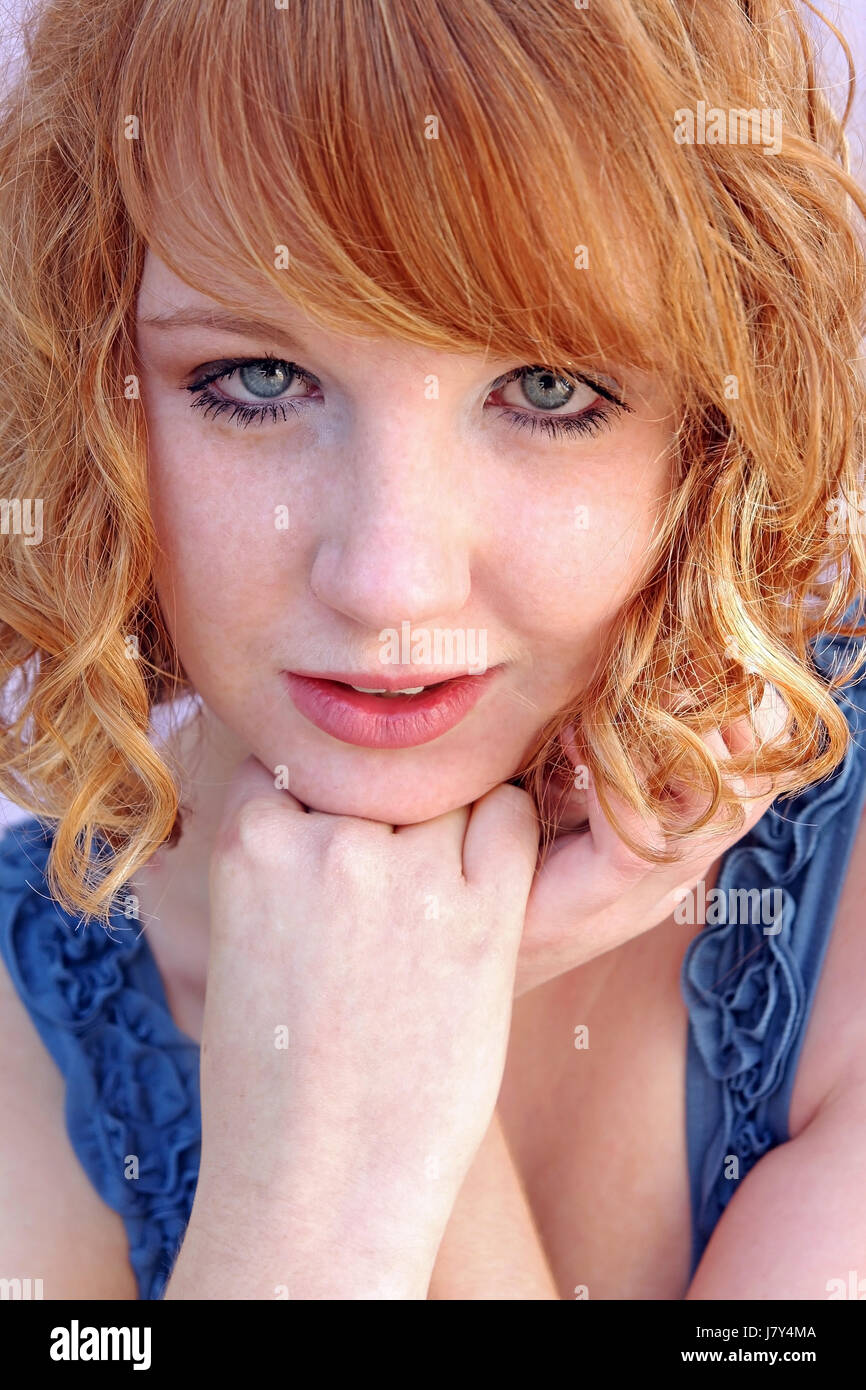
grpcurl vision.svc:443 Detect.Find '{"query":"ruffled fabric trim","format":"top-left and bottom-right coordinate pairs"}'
top-left (681, 621), bottom-right (866, 1259)
top-left (2, 621), bottom-right (865, 1294)
top-left (0, 819), bottom-right (200, 1299)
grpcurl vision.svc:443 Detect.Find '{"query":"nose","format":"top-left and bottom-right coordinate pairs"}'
top-left (308, 422), bottom-right (473, 629)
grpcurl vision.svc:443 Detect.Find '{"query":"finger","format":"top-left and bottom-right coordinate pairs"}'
top-left (392, 799), bottom-right (470, 863)
top-left (663, 721), bottom-right (777, 842)
top-left (557, 718), bottom-right (767, 892)
top-left (566, 769), bottom-right (668, 885)
top-left (549, 684), bottom-right (783, 871)
top-left (462, 782), bottom-right (540, 894)
top-left (525, 690), bottom-right (788, 967)
top-left (733, 678), bottom-right (790, 746)
top-left (647, 721), bottom-right (780, 896)
top-left (544, 723), bottom-right (676, 878)
top-left (663, 725), bottom-right (750, 811)
top-left (717, 680), bottom-right (790, 794)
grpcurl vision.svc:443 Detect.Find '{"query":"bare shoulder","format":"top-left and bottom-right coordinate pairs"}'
top-left (0, 940), bottom-right (138, 1299)
top-left (789, 791), bottom-right (866, 1136)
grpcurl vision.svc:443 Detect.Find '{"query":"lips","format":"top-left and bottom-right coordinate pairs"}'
top-left (282, 668), bottom-right (501, 748)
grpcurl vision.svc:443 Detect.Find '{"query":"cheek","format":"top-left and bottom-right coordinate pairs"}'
top-left (145, 435), bottom-right (296, 663)
top-left (492, 437), bottom-right (671, 639)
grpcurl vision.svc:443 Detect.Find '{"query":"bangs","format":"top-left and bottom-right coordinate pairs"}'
top-left (4, 0), bottom-right (866, 923)
top-left (114, 0), bottom-right (681, 382)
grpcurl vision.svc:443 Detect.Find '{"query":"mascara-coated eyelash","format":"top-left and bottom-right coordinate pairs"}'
top-left (184, 353), bottom-right (317, 428)
top-left (489, 364), bottom-right (633, 440)
top-left (182, 354), bottom-right (633, 438)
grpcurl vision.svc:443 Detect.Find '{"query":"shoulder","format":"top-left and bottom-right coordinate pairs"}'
top-left (0, 818), bottom-right (138, 1298)
top-left (685, 1064), bottom-right (866, 1296)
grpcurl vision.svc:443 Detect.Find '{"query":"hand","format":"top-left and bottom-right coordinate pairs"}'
top-left (193, 756), bottom-right (539, 1282)
top-left (515, 681), bottom-right (789, 997)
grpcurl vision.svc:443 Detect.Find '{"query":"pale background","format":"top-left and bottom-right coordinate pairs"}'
top-left (0, 0), bottom-right (864, 830)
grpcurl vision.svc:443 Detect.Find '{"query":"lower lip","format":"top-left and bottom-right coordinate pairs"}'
top-left (282, 669), bottom-right (501, 748)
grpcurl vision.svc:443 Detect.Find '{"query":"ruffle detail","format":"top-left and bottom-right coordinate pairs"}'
top-left (681, 620), bottom-right (866, 1255)
top-left (2, 620), bottom-right (865, 1294)
top-left (0, 819), bottom-right (200, 1299)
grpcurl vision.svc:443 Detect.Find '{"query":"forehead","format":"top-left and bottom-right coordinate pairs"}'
top-left (135, 247), bottom-right (489, 375)
top-left (131, 107), bottom-right (667, 375)
top-left (112, 0), bottom-right (728, 410)
top-left (135, 247), bottom-right (677, 426)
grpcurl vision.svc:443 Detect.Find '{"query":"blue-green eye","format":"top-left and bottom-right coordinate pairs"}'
top-left (185, 353), bottom-right (318, 428)
top-left (183, 354), bottom-right (633, 439)
top-left (488, 364), bottom-right (633, 441)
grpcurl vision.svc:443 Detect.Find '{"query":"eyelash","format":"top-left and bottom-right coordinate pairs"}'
top-left (183, 354), bottom-right (633, 440)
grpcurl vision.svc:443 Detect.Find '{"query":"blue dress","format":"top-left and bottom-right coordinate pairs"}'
top-left (1, 618), bottom-right (865, 1298)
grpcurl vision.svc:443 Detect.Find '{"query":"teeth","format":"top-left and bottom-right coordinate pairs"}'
top-left (350, 684), bottom-right (426, 696)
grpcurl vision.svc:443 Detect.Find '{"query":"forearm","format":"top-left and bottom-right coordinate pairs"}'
top-left (427, 1108), bottom-right (561, 1300)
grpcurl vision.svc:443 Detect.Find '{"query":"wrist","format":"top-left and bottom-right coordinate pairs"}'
top-left (165, 1220), bottom-right (432, 1300)
top-left (167, 1166), bottom-right (451, 1300)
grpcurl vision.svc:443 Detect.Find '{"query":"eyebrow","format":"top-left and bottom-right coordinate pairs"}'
top-left (137, 307), bottom-right (307, 347)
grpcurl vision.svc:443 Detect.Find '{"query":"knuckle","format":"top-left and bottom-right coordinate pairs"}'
top-left (486, 781), bottom-right (540, 836)
top-left (214, 797), bottom-right (288, 864)
top-left (491, 781), bottom-right (535, 816)
top-left (318, 818), bottom-right (386, 876)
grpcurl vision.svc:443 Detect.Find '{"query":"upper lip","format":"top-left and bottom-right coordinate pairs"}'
top-left (287, 668), bottom-right (493, 689)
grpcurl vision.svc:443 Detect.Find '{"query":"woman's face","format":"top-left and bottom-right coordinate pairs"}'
top-left (134, 248), bottom-right (677, 823)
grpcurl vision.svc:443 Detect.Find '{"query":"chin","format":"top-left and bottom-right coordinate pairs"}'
top-left (284, 782), bottom-right (473, 826)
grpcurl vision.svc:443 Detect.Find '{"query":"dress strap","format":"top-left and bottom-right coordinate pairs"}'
top-left (0, 817), bottom-right (201, 1299)
top-left (681, 614), bottom-right (866, 1277)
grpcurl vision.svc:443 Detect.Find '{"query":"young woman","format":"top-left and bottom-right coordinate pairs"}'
top-left (1, 0), bottom-right (865, 1301)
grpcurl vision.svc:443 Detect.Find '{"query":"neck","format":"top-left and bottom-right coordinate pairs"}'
top-left (127, 697), bottom-right (250, 1041)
